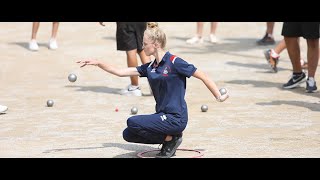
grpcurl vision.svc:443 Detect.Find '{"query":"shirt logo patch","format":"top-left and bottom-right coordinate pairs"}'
top-left (162, 66), bottom-right (171, 77)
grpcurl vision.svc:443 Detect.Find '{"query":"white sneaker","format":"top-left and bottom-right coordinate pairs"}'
top-left (209, 34), bottom-right (218, 43)
top-left (49, 38), bottom-right (58, 50)
top-left (186, 36), bottom-right (204, 44)
top-left (0, 105), bottom-right (8, 113)
top-left (29, 39), bottom-right (39, 51)
top-left (120, 85), bottom-right (142, 96)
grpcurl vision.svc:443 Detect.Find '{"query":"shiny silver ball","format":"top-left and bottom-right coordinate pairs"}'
top-left (201, 105), bottom-right (208, 112)
top-left (68, 73), bottom-right (77, 82)
top-left (219, 88), bottom-right (227, 95)
top-left (47, 100), bottom-right (54, 107)
top-left (131, 107), bottom-right (138, 114)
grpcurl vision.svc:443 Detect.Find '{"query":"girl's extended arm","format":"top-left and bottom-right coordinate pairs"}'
top-left (77, 59), bottom-right (141, 77)
top-left (192, 69), bottom-right (229, 102)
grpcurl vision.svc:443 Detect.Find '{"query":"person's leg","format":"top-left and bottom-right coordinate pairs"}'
top-left (264, 39), bottom-right (286, 72)
top-left (124, 114), bottom-right (168, 144)
top-left (306, 39), bottom-right (319, 77)
top-left (210, 22), bottom-right (218, 35)
top-left (31, 22), bottom-right (40, 40)
top-left (29, 22), bottom-right (40, 51)
top-left (186, 22), bottom-right (204, 44)
top-left (257, 22), bottom-right (276, 45)
top-left (196, 22), bottom-right (204, 37)
top-left (285, 37), bottom-right (301, 73)
top-left (274, 39), bottom-right (287, 54)
top-left (49, 22), bottom-right (59, 49)
top-left (266, 22), bottom-right (275, 37)
top-left (283, 37), bottom-right (307, 88)
top-left (209, 22), bottom-right (218, 43)
top-left (51, 22), bottom-right (59, 39)
top-left (305, 39), bottom-right (319, 92)
top-left (126, 50), bottom-right (139, 86)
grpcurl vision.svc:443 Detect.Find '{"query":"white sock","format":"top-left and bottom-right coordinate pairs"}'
top-left (308, 77), bottom-right (315, 86)
top-left (130, 85), bottom-right (139, 90)
top-left (270, 49), bottom-right (280, 58)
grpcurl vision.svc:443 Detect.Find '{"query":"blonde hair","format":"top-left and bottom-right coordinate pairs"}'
top-left (145, 22), bottom-right (166, 49)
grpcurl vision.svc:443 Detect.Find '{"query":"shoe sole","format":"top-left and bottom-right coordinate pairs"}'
top-left (306, 89), bottom-right (317, 93)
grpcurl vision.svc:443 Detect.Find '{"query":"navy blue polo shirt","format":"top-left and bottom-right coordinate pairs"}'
top-left (137, 51), bottom-right (197, 123)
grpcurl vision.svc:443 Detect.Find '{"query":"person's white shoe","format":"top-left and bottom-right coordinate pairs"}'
top-left (209, 34), bottom-right (218, 43)
top-left (0, 105), bottom-right (8, 113)
top-left (186, 36), bottom-right (204, 44)
top-left (29, 39), bottom-right (39, 51)
top-left (49, 38), bottom-right (58, 50)
top-left (120, 85), bottom-right (142, 96)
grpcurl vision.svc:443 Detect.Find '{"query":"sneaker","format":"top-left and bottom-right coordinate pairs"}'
top-left (283, 72), bottom-right (307, 89)
top-left (29, 39), bottom-right (39, 51)
top-left (306, 78), bottom-right (317, 93)
top-left (257, 33), bottom-right (275, 46)
top-left (209, 34), bottom-right (218, 43)
top-left (0, 105), bottom-right (8, 113)
top-left (49, 38), bottom-right (58, 50)
top-left (156, 135), bottom-right (182, 158)
top-left (264, 49), bottom-right (279, 72)
top-left (186, 36), bottom-right (204, 44)
top-left (119, 84), bottom-right (142, 96)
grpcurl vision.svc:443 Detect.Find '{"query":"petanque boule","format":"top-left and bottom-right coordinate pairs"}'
top-left (201, 105), bottom-right (208, 112)
top-left (68, 73), bottom-right (77, 82)
top-left (219, 88), bottom-right (227, 95)
top-left (131, 107), bottom-right (138, 114)
top-left (47, 100), bottom-right (54, 107)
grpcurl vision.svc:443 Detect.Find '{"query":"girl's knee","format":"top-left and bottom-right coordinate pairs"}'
top-left (126, 116), bottom-right (139, 127)
top-left (122, 128), bottom-right (131, 142)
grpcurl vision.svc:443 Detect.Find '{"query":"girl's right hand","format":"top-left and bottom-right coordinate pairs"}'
top-left (76, 60), bottom-right (99, 68)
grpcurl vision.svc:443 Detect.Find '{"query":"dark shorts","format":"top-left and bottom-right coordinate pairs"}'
top-left (282, 22), bottom-right (320, 39)
top-left (116, 22), bottom-right (147, 51)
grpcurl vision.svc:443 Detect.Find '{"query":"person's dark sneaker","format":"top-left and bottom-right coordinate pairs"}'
top-left (306, 78), bottom-right (317, 93)
top-left (264, 49), bottom-right (279, 72)
top-left (283, 72), bottom-right (307, 89)
top-left (257, 33), bottom-right (275, 46)
top-left (156, 135), bottom-right (182, 158)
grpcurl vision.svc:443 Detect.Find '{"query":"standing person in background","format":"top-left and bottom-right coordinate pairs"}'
top-left (99, 22), bottom-right (151, 96)
top-left (186, 22), bottom-right (219, 44)
top-left (282, 22), bottom-right (319, 93)
top-left (29, 22), bottom-right (60, 51)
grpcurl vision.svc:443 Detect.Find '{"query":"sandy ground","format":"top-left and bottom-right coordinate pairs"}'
top-left (0, 22), bottom-right (319, 158)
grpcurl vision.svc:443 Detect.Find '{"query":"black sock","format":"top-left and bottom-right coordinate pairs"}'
top-left (293, 72), bottom-right (303, 76)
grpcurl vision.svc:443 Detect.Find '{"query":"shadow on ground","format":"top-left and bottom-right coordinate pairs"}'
top-left (9, 42), bottom-right (49, 50)
top-left (257, 100), bottom-right (320, 112)
top-left (43, 143), bottom-right (156, 158)
top-left (65, 85), bottom-right (122, 95)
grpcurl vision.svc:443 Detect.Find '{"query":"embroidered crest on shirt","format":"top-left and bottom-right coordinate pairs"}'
top-left (162, 66), bottom-right (171, 77)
